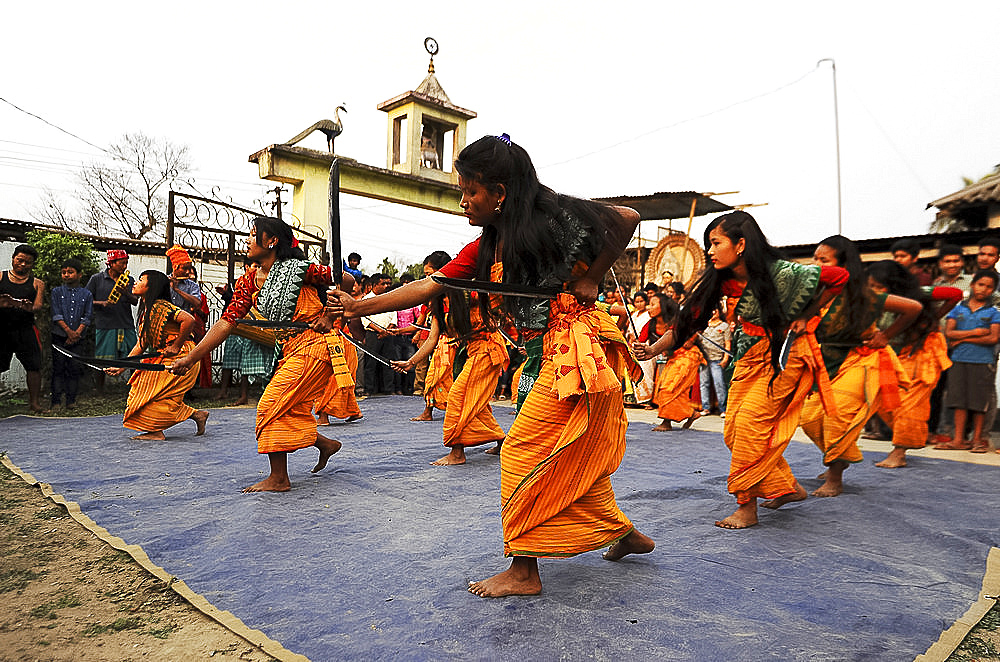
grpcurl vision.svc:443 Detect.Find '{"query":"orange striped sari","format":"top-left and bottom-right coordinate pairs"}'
top-left (876, 331), bottom-right (950, 449)
top-left (653, 344), bottom-right (702, 422)
top-left (255, 286), bottom-right (333, 454)
top-left (501, 294), bottom-right (642, 557)
top-left (123, 302), bottom-right (199, 433)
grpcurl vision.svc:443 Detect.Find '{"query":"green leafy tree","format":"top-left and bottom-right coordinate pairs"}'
top-left (377, 257), bottom-right (400, 281)
top-left (25, 230), bottom-right (99, 292)
top-left (404, 262), bottom-right (425, 280)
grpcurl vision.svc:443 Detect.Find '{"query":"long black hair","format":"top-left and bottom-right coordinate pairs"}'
top-left (454, 135), bottom-right (626, 322)
top-left (136, 270), bottom-right (173, 349)
top-left (252, 216), bottom-right (306, 261)
top-left (865, 260), bottom-right (937, 349)
top-left (675, 210), bottom-right (786, 373)
top-left (651, 293), bottom-right (680, 327)
top-left (816, 235), bottom-right (872, 341)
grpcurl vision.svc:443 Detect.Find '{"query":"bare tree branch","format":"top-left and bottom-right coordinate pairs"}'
top-left (31, 132), bottom-right (191, 241)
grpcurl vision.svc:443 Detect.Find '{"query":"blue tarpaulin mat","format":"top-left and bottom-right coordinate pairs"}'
top-left (1, 397), bottom-right (996, 661)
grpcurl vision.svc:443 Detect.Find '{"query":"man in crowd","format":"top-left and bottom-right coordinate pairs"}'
top-left (0, 244), bottom-right (46, 412)
top-left (86, 249), bottom-right (137, 394)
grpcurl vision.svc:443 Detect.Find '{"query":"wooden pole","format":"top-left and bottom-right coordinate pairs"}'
top-left (679, 196), bottom-right (698, 284)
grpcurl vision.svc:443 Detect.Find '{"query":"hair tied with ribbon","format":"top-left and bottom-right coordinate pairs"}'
top-left (495, 133), bottom-right (512, 146)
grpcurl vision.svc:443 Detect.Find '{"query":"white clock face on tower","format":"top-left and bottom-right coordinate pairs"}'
top-left (424, 37), bottom-right (439, 56)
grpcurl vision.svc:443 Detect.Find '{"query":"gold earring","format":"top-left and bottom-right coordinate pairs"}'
top-left (495, 201), bottom-right (503, 214)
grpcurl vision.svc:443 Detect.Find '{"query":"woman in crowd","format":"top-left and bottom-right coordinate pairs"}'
top-left (865, 260), bottom-right (962, 469)
top-left (328, 134), bottom-right (653, 597)
top-left (168, 216), bottom-right (342, 492)
top-left (635, 293), bottom-right (701, 430)
top-left (799, 236), bottom-right (921, 496)
top-left (107, 270), bottom-right (208, 440)
top-left (638, 211), bottom-right (848, 529)
top-left (394, 282), bottom-right (508, 466)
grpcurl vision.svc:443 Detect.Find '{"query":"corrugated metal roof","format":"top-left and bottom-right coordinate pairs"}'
top-left (592, 192), bottom-right (734, 220)
top-left (927, 172), bottom-right (1000, 210)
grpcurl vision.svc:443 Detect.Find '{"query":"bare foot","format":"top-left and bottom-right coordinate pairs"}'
top-left (432, 447), bottom-right (467, 466)
top-left (347, 414), bottom-right (363, 422)
top-left (316, 413), bottom-right (331, 426)
top-left (970, 439), bottom-right (989, 453)
top-left (468, 558), bottom-right (542, 598)
top-left (191, 410), bottom-right (209, 436)
top-left (483, 441), bottom-right (503, 456)
top-left (652, 420), bottom-right (672, 432)
top-left (131, 431), bottom-right (166, 440)
top-left (816, 470), bottom-right (829, 480)
top-left (761, 482), bottom-right (808, 510)
top-left (715, 501), bottom-right (758, 529)
top-left (410, 409), bottom-right (434, 422)
top-left (603, 529), bottom-right (655, 561)
top-left (682, 410), bottom-right (701, 429)
top-left (875, 447), bottom-right (907, 468)
top-left (231, 397), bottom-right (249, 406)
top-left (241, 476), bottom-right (291, 493)
top-left (311, 435), bottom-right (343, 473)
top-left (811, 461), bottom-right (846, 497)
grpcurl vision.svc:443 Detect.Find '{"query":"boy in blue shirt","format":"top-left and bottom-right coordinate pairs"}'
top-left (51, 258), bottom-right (93, 409)
top-left (935, 269), bottom-right (1000, 452)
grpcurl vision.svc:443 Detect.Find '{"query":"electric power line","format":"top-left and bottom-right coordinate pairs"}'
top-left (0, 96), bottom-right (109, 153)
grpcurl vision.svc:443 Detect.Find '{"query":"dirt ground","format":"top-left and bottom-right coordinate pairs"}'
top-left (0, 460), bottom-right (279, 662)
top-left (0, 386), bottom-right (997, 661)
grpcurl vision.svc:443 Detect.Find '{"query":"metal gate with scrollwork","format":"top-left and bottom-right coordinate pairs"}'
top-left (164, 190), bottom-right (327, 383)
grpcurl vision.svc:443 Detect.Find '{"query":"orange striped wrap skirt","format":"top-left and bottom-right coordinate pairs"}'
top-left (725, 330), bottom-right (833, 504)
top-left (314, 329), bottom-right (361, 420)
top-left (442, 332), bottom-right (508, 448)
top-left (423, 337), bottom-right (456, 411)
top-left (800, 345), bottom-right (908, 464)
top-left (654, 345), bottom-right (702, 422)
top-left (877, 332), bottom-right (951, 449)
top-left (500, 297), bottom-right (640, 557)
top-left (123, 340), bottom-right (199, 432)
top-left (255, 329), bottom-right (332, 454)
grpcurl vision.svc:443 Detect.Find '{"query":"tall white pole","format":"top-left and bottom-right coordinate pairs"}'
top-left (818, 58), bottom-right (842, 235)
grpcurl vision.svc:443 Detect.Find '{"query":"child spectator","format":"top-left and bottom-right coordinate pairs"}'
top-left (50, 258), bottom-right (93, 409)
top-left (935, 269), bottom-right (1000, 452)
top-left (343, 252), bottom-right (363, 281)
top-left (698, 304), bottom-right (730, 416)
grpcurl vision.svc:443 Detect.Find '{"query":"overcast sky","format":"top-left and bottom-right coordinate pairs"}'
top-left (3, 1), bottom-right (998, 269)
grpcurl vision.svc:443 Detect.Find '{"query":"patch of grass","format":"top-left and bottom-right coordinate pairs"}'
top-left (948, 602), bottom-right (1000, 661)
top-left (0, 568), bottom-right (44, 593)
top-left (29, 591), bottom-right (82, 619)
top-left (84, 616), bottom-right (144, 636)
top-left (145, 623), bottom-right (178, 639)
